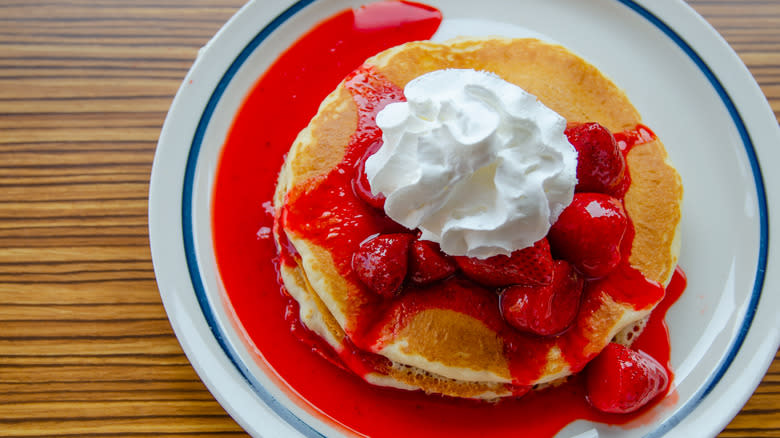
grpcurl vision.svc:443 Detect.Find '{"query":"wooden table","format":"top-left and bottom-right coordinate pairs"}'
top-left (0, 1), bottom-right (777, 436)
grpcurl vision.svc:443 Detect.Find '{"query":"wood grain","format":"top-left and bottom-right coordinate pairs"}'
top-left (0, 1), bottom-right (776, 437)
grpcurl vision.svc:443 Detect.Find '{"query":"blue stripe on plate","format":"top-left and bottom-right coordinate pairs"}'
top-left (180, 1), bottom-right (768, 437)
top-left (615, 1), bottom-right (768, 436)
top-left (181, 1), bottom-right (324, 437)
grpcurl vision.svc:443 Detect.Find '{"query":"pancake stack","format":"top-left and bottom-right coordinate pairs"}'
top-left (272, 37), bottom-right (682, 399)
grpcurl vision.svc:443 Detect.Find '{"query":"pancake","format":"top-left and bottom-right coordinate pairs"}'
top-left (272, 37), bottom-right (683, 399)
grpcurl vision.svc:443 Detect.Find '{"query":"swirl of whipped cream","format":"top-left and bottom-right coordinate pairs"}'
top-left (365, 69), bottom-right (577, 258)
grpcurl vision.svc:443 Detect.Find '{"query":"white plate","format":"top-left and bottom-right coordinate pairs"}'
top-left (149, 0), bottom-right (780, 437)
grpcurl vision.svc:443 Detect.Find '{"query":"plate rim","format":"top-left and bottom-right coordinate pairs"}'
top-left (149, 0), bottom-right (780, 437)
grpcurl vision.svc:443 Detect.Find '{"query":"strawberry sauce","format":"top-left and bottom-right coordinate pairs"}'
top-left (212, 2), bottom-right (684, 437)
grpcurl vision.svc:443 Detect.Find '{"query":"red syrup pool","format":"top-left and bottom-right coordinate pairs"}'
top-left (212, 2), bottom-right (684, 437)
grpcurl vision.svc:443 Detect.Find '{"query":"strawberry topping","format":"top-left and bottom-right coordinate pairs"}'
top-left (455, 239), bottom-right (554, 288)
top-left (565, 122), bottom-right (627, 197)
top-left (408, 239), bottom-right (457, 285)
top-left (548, 193), bottom-right (628, 278)
top-left (352, 233), bottom-right (414, 298)
top-left (341, 117), bottom-right (674, 413)
top-left (499, 260), bottom-right (584, 336)
top-left (585, 343), bottom-right (670, 414)
top-left (352, 139), bottom-right (386, 209)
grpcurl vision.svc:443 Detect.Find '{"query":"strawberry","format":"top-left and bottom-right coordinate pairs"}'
top-left (585, 343), bottom-right (670, 414)
top-left (565, 122), bottom-right (627, 197)
top-left (408, 239), bottom-right (457, 285)
top-left (499, 260), bottom-right (584, 336)
top-left (455, 239), bottom-right (554, 288)
top-left (352, 140), bottom-right (386, 209)
top-left (548, 193), bottom-right (627, 278)
top-left (352, 233), bottom-right (413, 298)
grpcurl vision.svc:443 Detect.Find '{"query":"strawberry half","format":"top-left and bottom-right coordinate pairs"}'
top-left (565, 122), bottom-right (627, 197)
top-left (585, 343), bottom-right (670, 414)
top-left (455, 239), bottom-right (554, 288)
top-left (499, 260), bottom-right (584, 336)
top-left (352, 233), bottom-right (413, 298)
top-left (548, 193), bottom-right (628, 278)
top-left (408, 239), bottom-right (457, 285)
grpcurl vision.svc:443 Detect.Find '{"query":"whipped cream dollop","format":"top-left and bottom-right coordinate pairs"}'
top-left (365, 69), bottom-right (577, 258)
